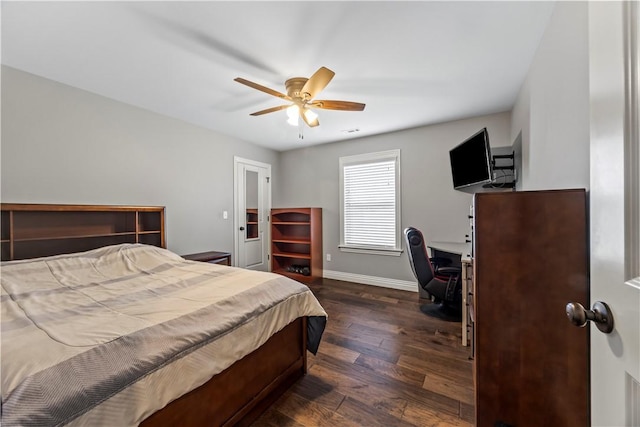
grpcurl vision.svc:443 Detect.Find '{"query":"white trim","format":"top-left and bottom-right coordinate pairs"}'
top-left (338, 245), bottom-right (403, 256)
top-left (323, 269), bottom-right (417, 293)
top-left (233, 156), bottom-right (272, 269)
top-left (624, 1), bottom-right (640, 280)
top-left (339, 149), bottom-right (402, 252)
top-left (627, 278), bottom-right (640, 290)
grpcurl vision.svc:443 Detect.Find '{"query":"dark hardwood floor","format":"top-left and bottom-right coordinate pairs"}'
top-left (253, 279), bottom-right (475, 426)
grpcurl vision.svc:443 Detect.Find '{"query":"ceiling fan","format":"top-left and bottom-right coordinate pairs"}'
top-left (234, 66), bottom-right (365, 128)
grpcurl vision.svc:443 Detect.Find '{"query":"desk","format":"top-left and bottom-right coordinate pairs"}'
top-left (427, 242), bottom-right (473, 347)
top-left (427, 241), bottom-right (471, 263)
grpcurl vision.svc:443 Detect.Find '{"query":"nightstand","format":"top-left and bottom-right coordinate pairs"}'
top-left (182, 251), bottom-right (231, 266)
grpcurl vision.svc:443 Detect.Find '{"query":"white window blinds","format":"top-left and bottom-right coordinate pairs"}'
top-left (340, 150), bottom-right (401, 254)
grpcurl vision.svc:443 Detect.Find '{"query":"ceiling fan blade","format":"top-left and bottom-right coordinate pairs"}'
top-left (301, 67), bottom-right (335, 100)
top-left (234, 77), bottom-right (291, 100)
top-left (250, 105), bottom-right (290, 116)
top-left (309, 100), bottom-right (366, 111)
top-left (300, 109), bottom-right (319, 127)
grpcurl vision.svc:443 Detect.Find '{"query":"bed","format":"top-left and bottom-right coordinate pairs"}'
top-left (0, 204), bottom-right (327, 426)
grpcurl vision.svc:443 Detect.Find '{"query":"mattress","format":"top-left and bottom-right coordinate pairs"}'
top-left (0, 244), bottom-right (327, 426)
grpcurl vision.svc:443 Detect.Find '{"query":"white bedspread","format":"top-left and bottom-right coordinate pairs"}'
top-left (1, 244), bottom-right (327, 426)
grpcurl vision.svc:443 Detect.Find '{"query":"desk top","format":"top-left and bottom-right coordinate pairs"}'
top-left (428, 241), bottom-right (472, 261)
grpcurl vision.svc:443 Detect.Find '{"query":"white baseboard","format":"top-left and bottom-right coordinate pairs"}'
top-left (323, 269), bottom-right (418, 293)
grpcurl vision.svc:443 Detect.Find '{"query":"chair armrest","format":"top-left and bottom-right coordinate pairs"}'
top-left (430, 257), bottom-right (452, 269)
top-left (436, 266), bottom-right (461, 276)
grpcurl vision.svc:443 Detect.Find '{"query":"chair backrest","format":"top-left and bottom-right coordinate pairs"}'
top-left (404, 227), bottom-right (436, 287)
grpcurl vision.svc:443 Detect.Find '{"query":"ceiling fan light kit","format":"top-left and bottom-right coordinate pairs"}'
top-left (234, 66), bottom-right (365, 129)
top-left (304, 108), bottom-right (318, 122)
top-left (286, 105), bottom-right (299, 126)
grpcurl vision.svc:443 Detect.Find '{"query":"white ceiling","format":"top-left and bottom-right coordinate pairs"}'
top-left (2, 1), bottom-right (555, 152)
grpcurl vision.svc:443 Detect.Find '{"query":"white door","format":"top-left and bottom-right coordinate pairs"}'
top-left (589, 2), bottom-right (640, 425)
top-left (234, 157), bottom-right (271, 270)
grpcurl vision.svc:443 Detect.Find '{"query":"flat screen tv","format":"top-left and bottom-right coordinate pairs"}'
top-left (449, 127), bottom-right (493, 190)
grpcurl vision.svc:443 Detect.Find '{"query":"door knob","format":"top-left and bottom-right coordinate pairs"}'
top-left (239, 226), bottom-right (245, 231)
top-left (566, 301), bottom-right (614, 334)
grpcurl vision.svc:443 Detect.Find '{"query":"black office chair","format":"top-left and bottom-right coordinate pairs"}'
top-left (404, 227), bottom-right (462, 321)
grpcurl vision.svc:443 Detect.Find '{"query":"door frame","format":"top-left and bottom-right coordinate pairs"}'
top-left (233, 156), bottom-right (272, 269)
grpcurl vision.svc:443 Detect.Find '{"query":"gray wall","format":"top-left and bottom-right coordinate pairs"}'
top-left (1, 66), bottom-right (279, 256)
top-left (2, 0), bottom-right (591, 287)
top-left (275, 1), bottom-right (591, 286)
top-left (275, 112), bottom-right (511, 283)
top-left (510, 1), bottom-right (590, 190)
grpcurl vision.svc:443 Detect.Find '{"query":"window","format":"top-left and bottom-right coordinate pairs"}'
top-left (339, 150), bottom-right (402, 256)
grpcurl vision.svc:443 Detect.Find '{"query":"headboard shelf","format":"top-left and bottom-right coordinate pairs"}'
top-left (1, 203), bottom-right (166, 261)
top-left (16, 233), bottom-right (128, 241)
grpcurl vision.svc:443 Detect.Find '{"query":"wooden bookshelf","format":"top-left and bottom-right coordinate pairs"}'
top-left (0, 203), bottom-right (165, 261)
top-left (270, 208), bottom-right (322, 283)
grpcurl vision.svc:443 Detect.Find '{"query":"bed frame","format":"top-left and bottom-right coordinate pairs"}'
top-left (1, 203), bottom-right (308, 426)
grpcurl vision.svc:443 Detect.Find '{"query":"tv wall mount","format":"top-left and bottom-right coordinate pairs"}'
top-left (484, 151), bottom-right (516, 189)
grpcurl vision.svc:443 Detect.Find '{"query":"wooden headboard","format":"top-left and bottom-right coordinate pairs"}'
top-left (1, 203), bottom-right (166, 261)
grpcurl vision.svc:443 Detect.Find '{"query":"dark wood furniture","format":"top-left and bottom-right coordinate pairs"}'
top-left (473, 189), bottom-right (589, 427)
top-left (270, 207), bottom-right (322, 283)
top-left (142, 317), bottom-right (307, 427)
top-left (182, 250), bottom-right (232, 266)
top-left (1, 203), bottom-right (165, 260)
top-left (1, 203), bottom-right (309, 426)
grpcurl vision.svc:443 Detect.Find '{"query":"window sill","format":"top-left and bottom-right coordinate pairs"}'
top-left (339, 245), bottom-right (403, 257)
